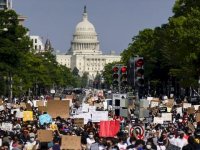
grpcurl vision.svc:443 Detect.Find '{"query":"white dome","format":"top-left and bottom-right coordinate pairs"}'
top-left (74, 8), bottom-right (97, 36)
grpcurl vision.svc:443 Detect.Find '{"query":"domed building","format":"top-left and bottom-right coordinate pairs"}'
top-left (56, 6), bottom-right (121, 80)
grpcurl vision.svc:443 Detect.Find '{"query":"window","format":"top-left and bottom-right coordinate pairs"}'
top-left (39, 45), bottom-right (41, 50)
top-left (35, 39), bottom-right (37, 43)
top-left (35, 45), bottom-right (37, 49)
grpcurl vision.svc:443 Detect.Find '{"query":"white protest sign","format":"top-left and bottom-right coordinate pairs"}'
top-left (11, 108), bottom-right (20, 114)
top-left (16, 111), bottom-right (23, 118)
top-left (33, 100), bottom-right (39, 107)
top-left (153, 117), bottom-right (163, 124)
top-left (89, 106), bottom-right (96, 113)
top-left (147, 97), bottom-right (153, 101)
top-left (82, 104), bottom-right (89, 112)
top-left (91, 111), bottom-right (108, 122)
top-left (103, 102), bottom-right (107, 110)
top-left (183, 103), bottom-right (191, 109)
top-left (176, 107), bottom-right (183, 116)
top-left (151, 101), bottom-right (159, 108)
top-left (0, 105), bottom-right (4, 111)
top-left (194, 105), bottom-right (200, 110)
top-left (73, 113), bottom-right (91, 124)
top-left (140, 99), bottom-right (149, 108)
top-left (1, 123), bottom-right (13, 131)
top-left (162, 113), bottom-right (172, 121)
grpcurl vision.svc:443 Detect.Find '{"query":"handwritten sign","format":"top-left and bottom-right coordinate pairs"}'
top-left (61, 136), bottom-right (81, 150)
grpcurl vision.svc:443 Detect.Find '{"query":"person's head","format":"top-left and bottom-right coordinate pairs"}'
top-left (187, 136), bottom-right (195, 145)
top-left (146, 141), bottom-right (153, 149)
top-left (135, 139), bottom-right (145, 149)
top-left (129, 136), bottom-right (137, 145)
top-left (88, 131), bottom-right (94, 139)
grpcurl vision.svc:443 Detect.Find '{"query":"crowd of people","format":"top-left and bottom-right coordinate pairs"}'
top-left (0, 91), bottom-right (200, 150)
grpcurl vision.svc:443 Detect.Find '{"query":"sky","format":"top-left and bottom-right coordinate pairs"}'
top-left (13, 0), bottom-right (176, 55)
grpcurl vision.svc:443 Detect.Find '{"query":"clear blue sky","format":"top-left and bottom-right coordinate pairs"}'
top-left (13, 0), bottom-right (176, 54)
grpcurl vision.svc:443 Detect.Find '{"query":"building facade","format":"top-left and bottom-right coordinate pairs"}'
top-left (56, 7), bottom-right (121, 80)
top-left (30, 36), bottom-right (45, 53)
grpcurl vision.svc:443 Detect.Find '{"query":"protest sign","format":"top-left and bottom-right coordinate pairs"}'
top-left (50, 124), bottom-right (58, 131)
top-left (61, 136), bottom-right (81, 150)
top-left (20, 102), bottom-right (26, 109)
top-left (161, 113), bottom-right (172, 121)
top-left (16, 111), bottom-right (23, 118)
top-left (47, 101), bottom-right (69, 118)
top-left (37, 130), bottom-right (53, 142)
top-left (54, 97), bottom-right (60, 100)
top-left (73, 113), bottom-right (91, 124)
top-left (39, 114), bottom-right (52, 125)
top-left (159, 107), bottom-right (167, 113)
top-left (92, 111), bottom-right (108, 122)
top-left (0, 99), bottom-right (3, 105)
top-left (188, 121), bottom-right (195, 132)
top-left (82, 104), bottom-right (89, 112)
top-left (26, 103), bottom-right (32, 111)
top-left (38, 106), bottom-right (47, 113)
top-left (150, 101), bottom-right (159, 108)
top-left (176, 107), bottom-right (183, 116)
top-left (0, 105), bottom-right (4, 111)
top-left (194, 105), bottom-right (200, 111)
top-left (183, 103), bottom-right (192, 109)
top-left (196, 113), bottom-right (200, 122)
top-left (11, 108), bottom-right (20, 114)
top-left (167, 107), bottom-right (172, 112)
top-left (23, 111), bottom-right (33, 122)
top-left (187, 107), bottom-right (195, 114)
top-left (165, 99), bottom-right (174, 108)
top-left (140, 99), bottom-right (149, 108)
top-left (89, 106), bottom-right (96, 113)
top-left (1, 123), bottom-right (13, 131)
top-left (99, 120), bottom-right (120, 137)
top-left (36, 101), bottom-right (45, 107)
top-left (153, 117), bottom-right (164, 124)
top-left (74, 118), bottom-right (84, 127)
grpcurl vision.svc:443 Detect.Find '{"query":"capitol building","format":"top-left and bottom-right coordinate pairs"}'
top-left (56, 7), bottom-right (121, 80)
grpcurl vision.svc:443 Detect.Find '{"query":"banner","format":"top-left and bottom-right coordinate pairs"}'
top-left (74, 118), bottom-right (84, 127)
top-left (92, 111), bottom-right (108, 122)
top-left (73, 113), bottom-right (91, 124)
top-left (1, 123), bottom-right (13, 131)
top-left (61, 136), bottom-right (81, 150)
top-left (47, 101), bottom-right (69, 118)
top-left (99, 120), bottom-right (120, 137)
top-left (23, 111), bottom-right (33, 122)
top-left (37, 130), bottom-right (53, 142)
top-left (39, 114), bottom-right (52, 125)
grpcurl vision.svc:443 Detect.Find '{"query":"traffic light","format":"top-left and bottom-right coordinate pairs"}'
top-left (120, 66), bottom-right (128, 86)
top-left (134, 57), bottom-right (144, 87)
top-left (112, 66), bottom-right (120, 87)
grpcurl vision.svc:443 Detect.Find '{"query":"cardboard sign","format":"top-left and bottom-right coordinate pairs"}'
top-left (165, 99), bottom-right (174, 108)
top-left (54, 97), bottom-right (60, 101)
top-left (61, 136), bottom-right (81, 150)
top-left (26, 103), bottom-right (32, 111)
top-left (36, 101), bottom-right (45, 107)
top-left (74, 118), bottom-right (84, 127)
top-left (23, 111), bottom-right (33, 122)
top-left (47, 101), bottom-right (69, 118)
top-left (92, 111), bottom-right (108, 122)
top-left (37, 130), bottom-right (53, 142)
top-left (20, 102), bottom-right (26, 109)
top-left (188, 121), bottom-right (195, 132)
top-left (183, 103), bottom-right (192, 109)
top-left (187, 107), bottom-right (195, 114)
top-left (196, 113), bottom-right (200, 122)
top-left (0, 99), bottom-right (3, 105)
top-left (153, 117), bottom-right (164, 124)
top-left (99, 120), bottom-right (120, 137)
top-left (1, 123), bottom-right (13, 131)
top-left (38, 106), bottom-right (47, 113)
top-left (162, 113), bottom-right (172, 121)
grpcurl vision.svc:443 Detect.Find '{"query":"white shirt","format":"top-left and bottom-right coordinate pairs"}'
top-left (86, 138), bottom-right (95, 150)
top-left (175, 137), bottom-right (188, 149)
top-left (117, 143), bottom-right (127, 150)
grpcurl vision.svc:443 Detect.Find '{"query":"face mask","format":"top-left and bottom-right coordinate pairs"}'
top-left (89, 135), bottom-right (94, 139)
top-left (30, 138), bottom-right (35, 142)
top-left (132, 141), bottom-right (136, 145)
top-left (146, 145), bottom-right (151, 149)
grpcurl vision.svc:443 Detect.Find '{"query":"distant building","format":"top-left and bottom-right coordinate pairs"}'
top-left (30, 36), bottom-right (45, 53)
top-left (0, 0), bottom-right (12, 10)
top-left (56, 6), bottom-right (121, 80)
